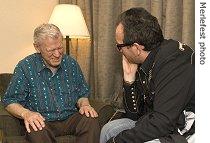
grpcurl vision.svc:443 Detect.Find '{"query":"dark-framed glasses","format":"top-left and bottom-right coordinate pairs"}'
top-left (116, 42), bottom-right (134, 51)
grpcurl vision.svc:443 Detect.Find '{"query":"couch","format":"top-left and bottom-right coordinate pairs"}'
top-left (0, 73), bottom-right (115, 143)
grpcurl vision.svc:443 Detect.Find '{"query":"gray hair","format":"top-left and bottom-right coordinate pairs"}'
top-left (33, 23), bottom-right (63, 45)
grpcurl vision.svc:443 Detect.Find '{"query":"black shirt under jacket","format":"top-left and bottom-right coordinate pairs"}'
top-left (113, 39), bottom-right (194, 143)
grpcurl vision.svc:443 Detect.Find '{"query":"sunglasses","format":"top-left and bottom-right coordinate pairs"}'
top-left (116, 42), bottom-right (134, 51)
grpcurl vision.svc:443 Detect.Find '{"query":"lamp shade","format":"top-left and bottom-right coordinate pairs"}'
top-left (49, 4), bottom-right (90, 38)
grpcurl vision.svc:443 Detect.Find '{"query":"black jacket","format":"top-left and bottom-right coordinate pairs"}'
top-left (109, 39), bottom-right (194, 143)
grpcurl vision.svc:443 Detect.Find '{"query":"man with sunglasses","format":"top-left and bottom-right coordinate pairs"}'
top-left (100, 7), bottom-right (194, 143)
top-left (2, 24), bottom-right (100, 143)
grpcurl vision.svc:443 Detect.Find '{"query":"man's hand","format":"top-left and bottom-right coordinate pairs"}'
top-left (21, 110), bottom-right (45, 133)
top-left (122, 55), bottom-right (138, 82)
top-left (79, 105), bottom-right (98, 118)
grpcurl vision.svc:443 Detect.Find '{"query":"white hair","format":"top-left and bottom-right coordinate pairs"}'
top-left (33, 23), bottom-right (63, 46)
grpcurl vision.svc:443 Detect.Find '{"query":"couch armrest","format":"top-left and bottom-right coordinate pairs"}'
top-left (0, 102), bottom-right (23, 137)
top-left (89, 99), bottom-right (115, 128)
top-left (0, 102), bottom-right (11, 117)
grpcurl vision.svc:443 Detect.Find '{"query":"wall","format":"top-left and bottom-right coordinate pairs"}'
top-left (0, 0), bottom-right (59, 73)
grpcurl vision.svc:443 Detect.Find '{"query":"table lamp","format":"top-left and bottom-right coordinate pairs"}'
top-left (49, 4), bottom-right (90, 55)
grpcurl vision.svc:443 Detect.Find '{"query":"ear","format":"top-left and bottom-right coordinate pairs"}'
top-left (33, 43), bottom-right (41, 53)
top-left (133, 43), bottom-right (145, 56)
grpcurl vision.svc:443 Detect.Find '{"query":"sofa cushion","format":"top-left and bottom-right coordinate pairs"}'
top-left (0, 73), bottom-right (12, 96)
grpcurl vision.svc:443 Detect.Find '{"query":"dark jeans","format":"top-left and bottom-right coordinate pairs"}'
top-left (23, 112), bottom-right (100, 143)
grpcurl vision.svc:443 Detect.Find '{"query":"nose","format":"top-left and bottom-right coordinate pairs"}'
top-left (53, 49), bottom-right (61, 57)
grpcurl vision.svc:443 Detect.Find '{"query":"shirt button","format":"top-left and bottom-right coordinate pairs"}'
top-left (133, 103), bottom-right (136, 106)
top-left (131, 92), bottom-right (134, 94)
top-left (143, 81), bottom-right (145, 84)
top-left (132, 96), bottom-right (135, 99)
top-left (134, 107), bottom-right (137, 110)
top-left (133, 100), bottom-right (135, 102)
top-left (131, 88), bottom-right (134, 90)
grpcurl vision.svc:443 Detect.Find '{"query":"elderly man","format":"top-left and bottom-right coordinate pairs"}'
top-left (2, 23), bottom-right (100, 143)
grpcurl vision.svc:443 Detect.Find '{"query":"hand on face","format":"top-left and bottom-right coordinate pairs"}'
top-left (21, 110), bottom-right (45, 133)
top-left (122, 55), bottom-right (138, 82)
top-left (79, 105), bottom-right (98, 118)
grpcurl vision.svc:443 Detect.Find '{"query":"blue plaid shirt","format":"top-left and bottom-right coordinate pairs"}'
top-left (2, 53), bottom-right (90, 121)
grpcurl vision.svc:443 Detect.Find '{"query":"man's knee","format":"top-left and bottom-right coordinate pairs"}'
top-left (101, 119), bottom-right (129, 135)
top-left (27, 126), bottom-right (48, 136)
top-left (82, 116), bottom-right (100, 126)
top-left (101, 122), bottom-right (117, 138)
top-left (26, 126), bottom-right (55, 143)
top-left (100, 119), bottom-right (136, 143)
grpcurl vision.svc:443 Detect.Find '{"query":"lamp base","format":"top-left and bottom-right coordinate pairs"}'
top-left (66, 36), bottom-right (70, 55)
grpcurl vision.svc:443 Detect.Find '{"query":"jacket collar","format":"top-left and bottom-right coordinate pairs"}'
top-left (139, 44), bottom-right (161, 76)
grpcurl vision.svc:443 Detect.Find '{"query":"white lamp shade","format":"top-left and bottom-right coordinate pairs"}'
top-left (49, 4), bottom-right (90, 38)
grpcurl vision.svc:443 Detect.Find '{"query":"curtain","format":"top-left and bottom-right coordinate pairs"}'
top-left (59, 0), bottom-right (195, 102)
